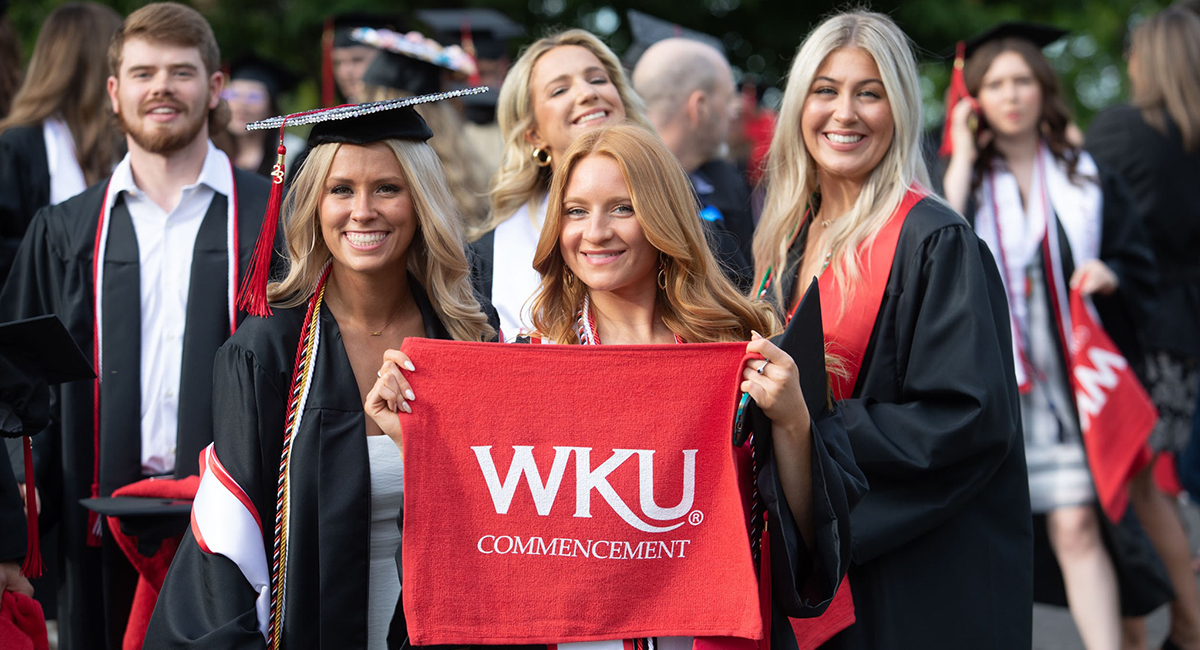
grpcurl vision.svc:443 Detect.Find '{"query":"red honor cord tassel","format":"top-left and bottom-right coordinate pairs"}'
top-left (20, 436), bottom-right (43, 578)
top-left (938, 41), bottom-right (972, 158)
top-left (237, 133), bottom-right (286, 318)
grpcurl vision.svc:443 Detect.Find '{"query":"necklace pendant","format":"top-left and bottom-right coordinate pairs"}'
top-left (370, 330), bottom-right (382, 337)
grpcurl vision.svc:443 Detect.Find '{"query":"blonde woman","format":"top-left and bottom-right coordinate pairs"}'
top-left (370, 123), bottom-right (865, 648)
top-left (754, 11), bottom-right (1031, 648)
top-left (146, 103), bottom-right (497, 650)
top-left (0, 2), bottom-right (123, 284)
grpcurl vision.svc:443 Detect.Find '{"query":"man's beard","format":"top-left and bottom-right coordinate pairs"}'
top-left (118, 96), bottom-right (208, 154)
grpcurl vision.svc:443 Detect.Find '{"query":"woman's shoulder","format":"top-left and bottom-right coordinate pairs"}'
top-left (899, 194), bottom-right (971, 242)
top-left (223, 305), bottom-right (309, 375)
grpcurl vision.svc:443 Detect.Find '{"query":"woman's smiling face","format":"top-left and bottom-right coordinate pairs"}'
top-left (320, 142), bottom-right (417, 279)
top-left (559, 154), bottom-right (658, 300)
top-left (801, 47), bottom-right (895, 187)
top-left (527, 45), bottom-right (626, 162)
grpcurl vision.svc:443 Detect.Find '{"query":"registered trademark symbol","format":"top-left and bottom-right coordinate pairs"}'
top-left (688, 510), bottom-right (704, 526)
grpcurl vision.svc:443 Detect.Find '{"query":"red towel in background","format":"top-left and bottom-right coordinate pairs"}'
top-left (105, 475), bottom-right (200, 650)
top-left (400, 339), bottom-right (761, 646)
top-left (1067, 291), bottom-right (1157, 522)
top-left (0, 592), bottom-right (48, 650)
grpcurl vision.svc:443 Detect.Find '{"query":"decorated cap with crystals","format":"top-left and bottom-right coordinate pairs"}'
top-left (235, 87), bottom-right (489, 318)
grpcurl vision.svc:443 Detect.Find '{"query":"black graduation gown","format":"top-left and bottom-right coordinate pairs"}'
top-left (0, 125), bottom-right (50, 286)
top-left (1086, 105), bottom-right (1200, 360)
top-left (964, 167), bottom-right (1173, 616)
top-left (0, 169), bottom-right (270, 650)
top-left (767, 197), bottom-right (1035, 650)
top-left (144, 283), bottom-right (503, 649)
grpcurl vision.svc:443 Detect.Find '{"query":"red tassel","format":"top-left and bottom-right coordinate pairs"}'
top-left (237, 135), bottom-right (286, 318)
top-left (938, 41), bottom-right (973, 158)
top-left (322, 18), bottom-right (335, 107)
top-left (461, 18), bottom-right (481, 87)
top-left (20, 436), bottom-right (43, 578)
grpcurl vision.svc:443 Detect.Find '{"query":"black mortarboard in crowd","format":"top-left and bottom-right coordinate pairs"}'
top-left (355, 27), bottom-right (477, 97)
top-left (228, 54), bottom-right (300, 100)
top-left (960, 21), bottom-right (1069, 59)
top-left (623, 9), bottom-right (725, 67)
top-left (416, 8), bottom-right (524, 60)
top-left (236, 89), bottom-right (488, 318)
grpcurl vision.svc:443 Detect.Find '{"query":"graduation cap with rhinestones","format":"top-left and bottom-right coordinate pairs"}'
top-left (355, 27), bottom-right (477, 97)
top-left (416, 8), bottom-right (525, 62)
top-left (235, 88), bottom-right (488, 318)
top-left (938, 22), bottom-right (1068, 157)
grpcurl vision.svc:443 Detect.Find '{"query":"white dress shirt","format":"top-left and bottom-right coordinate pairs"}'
top-left (106, 141), bottom-right (233, 476)
top-left (42, 116), bottom-right (87, 205)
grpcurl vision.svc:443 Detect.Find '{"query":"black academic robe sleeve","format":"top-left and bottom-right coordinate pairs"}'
top-left (145, 326), bottom-right (289, 649)
top-left (837, 223), bottom-right (1022, 564)
top-left (1089, 167), bottom-right (1158, 366)
top-left (757, 413), bottom-right (866, 620)
top-left (0, 125), bottom-right (51, 285)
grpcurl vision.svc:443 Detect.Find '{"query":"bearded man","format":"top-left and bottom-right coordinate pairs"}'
top-left (0, 4), bottom-right (270, 648)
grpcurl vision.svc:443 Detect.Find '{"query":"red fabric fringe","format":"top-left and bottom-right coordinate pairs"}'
top-left (237, 139), bottom-right (286, 318)
top-left (19, 437), bottom-right (41, 579)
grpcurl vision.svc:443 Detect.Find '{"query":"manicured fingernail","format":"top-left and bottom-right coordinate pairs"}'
top-left (751, 330), bottom-right (762, 340)
top-left (401, 401), bottom-right (411, 414)
top-left (405, 389), bottom-right (415, 401)
top-left (404, 361), bottom-right (415, 372)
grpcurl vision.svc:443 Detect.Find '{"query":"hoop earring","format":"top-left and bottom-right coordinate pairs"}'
top-left (531, 146), bottom-right (552, 168)
top-left (657, 266), bottom-right (668, 291)
top-left (564, 268), bottom-right (576, 290)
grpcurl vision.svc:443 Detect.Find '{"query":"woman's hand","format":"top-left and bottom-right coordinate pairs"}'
top-left (949, 99), bottom-right (983, 163)
top-left (0, 561), bottom-right (33, 598)
top-left (364, 349), bottom-right (416, 446)
top-left (1070, 260), bottom-right (1119, 296)
top-left (742, 332), bottom-right (815, 546)
top-left (742, 332), bottom-right (811, 438)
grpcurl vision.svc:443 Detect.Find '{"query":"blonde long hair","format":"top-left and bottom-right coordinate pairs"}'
top-left (0, 2), bottom-right (123, 185)
top-left (531, 124), bottom-right (778, 344)
top-left (476, 29), bottom-right (652, 239)
top-left (753, 11), bottom-right (931, 306)
top-left (268, 139), bottom-right (495, 342)
top-left (363, 85), bottom-right (492, 229)
top-left (1129, 6), bottom-right (1200, 152)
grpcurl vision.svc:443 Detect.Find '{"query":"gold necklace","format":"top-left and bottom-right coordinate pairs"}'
top-left (329, 292), bottom-right (409, 336)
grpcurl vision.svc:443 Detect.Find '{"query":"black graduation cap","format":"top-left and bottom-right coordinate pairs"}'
top-left (0, 315), bottom-right (94, 438)
top-left (78, 495), bottom-right (193, 518)
top-left (416, 8), bottom-right (525, 60)
top-left (236, 88), bottom-right (489, 318)
top-left (228, 54), bottom-right (301, 99)
top-left (733, 278), bottom-right (829, 446)
top-left (624, 9), bottom-right (725, 68)
top-left (961, 21), bottom-right (1069, 59)
top-left (0, 315), bottom-right (94, 386)
top-left (355, 27), bottom-right (477, 97)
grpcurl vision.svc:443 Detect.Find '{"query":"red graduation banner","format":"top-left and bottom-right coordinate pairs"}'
top-left (400, 339), bottom-right (761, 646)
top-left (1068, 289), bottom-right (1156, 522)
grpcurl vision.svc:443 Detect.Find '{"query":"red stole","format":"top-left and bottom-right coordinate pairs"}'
top-left (788, 187), bottom-right (926, 649)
